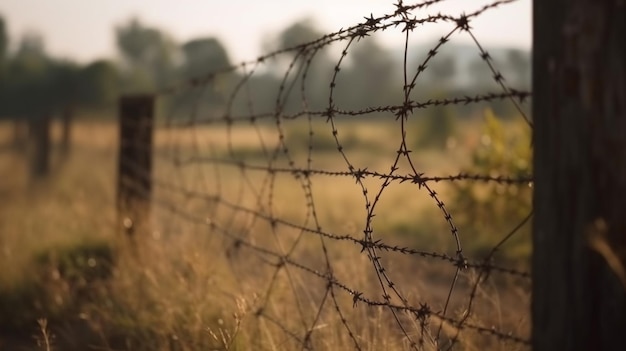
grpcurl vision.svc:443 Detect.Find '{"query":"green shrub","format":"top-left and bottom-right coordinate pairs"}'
top-left (451, 108), bottom-right (532, 260)
top-left (0, 240), bottom-right (115, 333)
top-left (34, 240), bottom-right (114, 280)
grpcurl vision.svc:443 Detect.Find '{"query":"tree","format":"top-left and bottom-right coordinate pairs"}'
top-left (115, 18), bottom-right (178, 91)
top-left (348, 38), bottom-right (392, 107)
top-left (533, 1), bottom-right (626, 350)
top-left (181, 37), bottom-right (230, 78)
top-left (4, 32), bottom-right (55, 177)
top-left (0, 14), bottom-right (7, 63)
top-left (277, 18), bottom-right (323, 51)
top-left (48, 60), bottom-right (80, 108)
top-left (426, 54), bottom-right (457, 88)
top-left (262, 19), bottom-right (332, 112)
top-left (178, 37), bottom-right (234, 112)
top-left (4, 32), bottom-right (51, 117)
top-left (505, 49), bottom-right (530, 89)
top-left (341, 37), bottom-right (396, 109)
top-left (415, 103), bottom-right (456, 150)
top-left (7, 34), bottom-right (82, 116)
top-left (467, 56), bottom-right (497, 89)
top-left (262, 18), bottom-right (326, 67)
top-left (0, 15), bottom-right (10, 118)
top-left (77, 59), bottom-right (119, 109)
top-left (49, 60), bottom-right (81, 155)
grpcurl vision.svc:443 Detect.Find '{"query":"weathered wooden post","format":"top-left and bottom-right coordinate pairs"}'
top-left (60, 105), bottom-right (73, 157)
top-left (533, 0), bottom-right (626, 349)
top-left (28, 115), bottom-right (51, 178)
top-left (11, 118), bottom-right (28, 150)
top-left (117, 94), bottom-right (154, 238)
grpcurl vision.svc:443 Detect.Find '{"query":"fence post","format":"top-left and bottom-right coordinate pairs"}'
top-left (12, 118), bottom-right (28, 150)
top-left (533, 0), bottom-right (626, 350)
top-left (28, 115), bottom-right (51, 178)
top-left (60, 105), bottom-right (73, 157)
top-left (117, 94), bottom-right (154, 238)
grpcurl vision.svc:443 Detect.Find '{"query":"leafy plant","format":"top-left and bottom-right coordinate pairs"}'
top-left (0, 240), bottom-right (115, 334)
top-left (451, 108), bottom-right (532, 260)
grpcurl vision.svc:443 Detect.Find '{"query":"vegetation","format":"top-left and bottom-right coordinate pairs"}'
top-left (451, 109), bottom-right (532, 260)
top-left (0, 13), bottom-right (531, 122)
top-left (0, 10), bottom-right (532, 351)
top-left (0, 115), bottom-right (531, 350)
top-left (413, 102), bottom-right (457, 150)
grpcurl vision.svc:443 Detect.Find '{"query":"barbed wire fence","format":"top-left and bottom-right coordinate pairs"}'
top-left (117, 0), bottom-right (533, 349)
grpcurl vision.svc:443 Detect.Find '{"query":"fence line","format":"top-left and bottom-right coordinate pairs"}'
top-left (118, 0), bottom-right (533, 349)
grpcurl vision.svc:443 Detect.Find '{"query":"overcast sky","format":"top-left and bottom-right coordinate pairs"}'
top-left (0, 0), bottom-right (531, 63)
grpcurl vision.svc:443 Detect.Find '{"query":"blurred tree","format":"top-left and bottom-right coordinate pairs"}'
top-left (415, 103), bottom-right (456, 150)
top-left (467, 56), bottom-right (495, 89)
top-left (263, 19), bottom-right (333, 112)
top-left (338, 37), bottom-right (396, 110)
top-left (0, 15), bottom-right (7, 62)
top-left (6, 32), bottom-right (55, 177)
top-left (4, 32), bottom-right (51, 117)
top-left (0, 15), bottom-right (10, 119)
top-left (77, 59), bottom-right (119, 109)
top-left (426, 54), bottom-right (457, 88)
top-left (467, 54), bottom-right (520, 117)
top-left (176, 37), bottom-right (234, 114)
top-left (47, 60), bottom-right (81, 156)
top-left (7, 35), bottom-right (83, 116)
top-left (0, 15), bottom-right (26, 149)
top-left (230, 72), bottom-right (282, 115)
top-left (277, 18), bottom-right (323, 50)
top-left (16, 32), bottom-right (45, 57)
top-left (505, 48), bottom-right (531, 89)
top-left (181, 37), bottom-right (230, 78)
top-left (116, 18), bottom-right (178, 91)
top-left (48, 60), bottom-right (80, 108)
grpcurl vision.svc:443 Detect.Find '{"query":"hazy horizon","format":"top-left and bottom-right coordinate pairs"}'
top-left (0, 0), bottom-right (531, 64)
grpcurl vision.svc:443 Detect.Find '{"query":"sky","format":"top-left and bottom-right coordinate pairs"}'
top-left (0, 0), bottom-right (531, 64)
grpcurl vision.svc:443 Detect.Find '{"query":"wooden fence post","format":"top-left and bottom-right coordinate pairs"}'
top-left (12, 118), bottom-right (28, 150)
top-left (28, 115), bottom-right (51, 178)
top-left (60, 105), bottom-right (73, 157)
top-left (533, 0), bottom-right (626, 350)
top-left (117, 94), bottom-right (154, 238)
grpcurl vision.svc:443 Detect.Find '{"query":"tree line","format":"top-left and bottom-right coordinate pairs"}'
top-left (0, 15), bottom-right (531, 121)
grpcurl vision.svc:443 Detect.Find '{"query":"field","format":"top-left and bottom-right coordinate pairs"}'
top-left (0, 114), bottom-right (532, 350)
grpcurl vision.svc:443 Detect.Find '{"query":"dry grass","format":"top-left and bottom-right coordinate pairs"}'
top-left (0, 118), bottom-right (530, 350)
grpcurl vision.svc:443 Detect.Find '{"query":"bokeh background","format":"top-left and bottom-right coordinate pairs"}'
top-left (0, 1), bottom-right (533, 350)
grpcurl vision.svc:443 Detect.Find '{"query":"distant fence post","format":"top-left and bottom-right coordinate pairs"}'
top-left (117, 94), bottom-right (154, 238)
top-left (12, 118), bottom-right (28, 150)
top-left (533, 0), bottom-right (626, 350)
top-left (60, 105), bottom-right (73, 157)
top-left (28, 115), bottom-right (51, 178)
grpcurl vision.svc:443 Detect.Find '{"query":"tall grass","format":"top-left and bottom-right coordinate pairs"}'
top-left (0, 118), bottom-right (530, 350)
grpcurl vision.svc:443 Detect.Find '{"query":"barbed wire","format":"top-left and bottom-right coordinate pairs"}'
top-left (163, 91), bottom-right (531, 128)
top-left (121, 0), bottom-right (533, 349)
